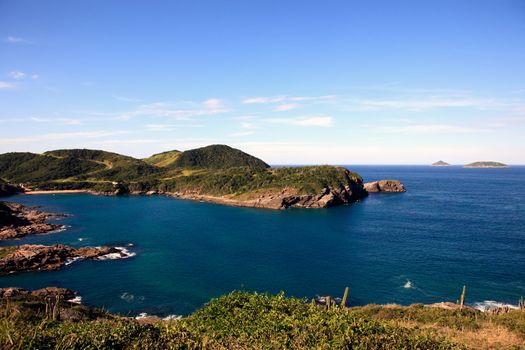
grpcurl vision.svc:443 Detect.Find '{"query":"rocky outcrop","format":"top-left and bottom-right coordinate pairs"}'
top-left (0, 286), bottom-right (77, 301)
top-left (364, 180), bottom-right (406, 193)
top-left (0, 202), bottom-right (66, 240)
top-left (0, 244), bottom-right (134, 275)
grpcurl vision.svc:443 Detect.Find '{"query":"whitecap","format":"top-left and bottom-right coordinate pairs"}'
top-left (163, 314), bottom-right (182, 321)
top-left (403, 280), bottom-right (413, 289)
top-left (135, 312), bottom-right (149, 320)
top-left (65, 256), bottom-right (82, 266)
top-left (68, 296), bottom-right (82, 304)
top-left (96, 247), bottom-right (136, 261)
top-left (120, 292), bottom-right (135, 302)
top-left (473, 300), bottom-right (519, 312)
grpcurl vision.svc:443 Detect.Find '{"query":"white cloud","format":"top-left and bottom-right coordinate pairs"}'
top-left (4, 36), bottom-right (26, 44)
top-left (8, 71), bottom-right (26, 80)
top-left (30, 117), bottom-right (82, 125)
top-left (368, 123), bottom-right (489, 134)
top-left (241, 122), bottom-right (256, 129)
top-left (275, 103), bottom-right (301, 111)
top-left (113, 95), bottom-right (141, 102)
top-left (0, 130), bottom-right (129, 145)
top-left (266, 116), bottom-right (334, 127)
top-left (203, 98), bottom-right (223, 108)
top-left (118, 102), bottom-right (230, 120)
top-left (350, 97), bottom-right (503, 111)
top-left (242, 95), bottom-right (335, 104)
top-left (0, 81), bottom-right (15, 89)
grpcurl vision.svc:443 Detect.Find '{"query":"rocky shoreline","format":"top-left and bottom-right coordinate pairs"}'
top-left (0, 202), bottom-right (67, 240)
top-left (0, 244), bottom-right (134, 275)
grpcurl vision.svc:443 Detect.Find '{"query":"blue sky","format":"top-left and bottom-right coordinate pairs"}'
top-left (1, 0), bottom-right (524, 164)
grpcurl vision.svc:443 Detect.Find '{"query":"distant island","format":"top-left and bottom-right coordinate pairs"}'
top-left (431, 160), bottom-right (450, 166)
top-left (464, 161), bottom-right (508, 168)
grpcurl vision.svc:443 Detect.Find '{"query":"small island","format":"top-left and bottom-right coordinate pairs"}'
top-left (431, 160), bottom-right (450, 166)
top-left (464, 161), bottom-right (508, 168)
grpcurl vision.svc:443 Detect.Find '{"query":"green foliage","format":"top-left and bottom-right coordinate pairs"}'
top-left (0, 147), bottom-right (364, 198)
top-left (171, 144), bottom-right (270, 170)
top-left (143, 150), bottom-right (181, 167)
top-left (159, 165), bottom-right (363, 197)
top-left (0, 152), bottom-right (104, 183)
top-left (0, 292), bottom-right (458, 349)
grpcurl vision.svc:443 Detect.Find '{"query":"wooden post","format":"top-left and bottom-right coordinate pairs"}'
top-left (341, 287), bottom-right (349, 309)
top-left (326, 296), bottom-right (331, 310)
top-left (460, 285), bottom-right (466, 309)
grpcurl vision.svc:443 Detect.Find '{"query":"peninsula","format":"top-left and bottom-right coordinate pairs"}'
top-left (0, 145), bottom-right (378, 209)
top-left (464, 161), bottom-right (508, 168)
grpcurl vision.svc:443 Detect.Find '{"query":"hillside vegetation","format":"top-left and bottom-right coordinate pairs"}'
top-left (143, 150), bottom-right (182, 167)
top-left (0, 145), bottom-right (362, 202)
top-left (2, 291), bottom-right (524, 349)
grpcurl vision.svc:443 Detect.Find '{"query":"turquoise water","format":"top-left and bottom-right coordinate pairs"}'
top-left (1, 166), bottom-right (524, 316)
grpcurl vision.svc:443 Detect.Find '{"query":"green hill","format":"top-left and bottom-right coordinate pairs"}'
top-left (0, 146), bottom-right (365, 208)
top-left (143, 150), bottom-right (182, 167)
top-left (171, 144), bottom-right (269, 170)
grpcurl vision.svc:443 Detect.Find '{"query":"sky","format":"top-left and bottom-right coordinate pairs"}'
top-left (1, 0), bottom-right (524, 164)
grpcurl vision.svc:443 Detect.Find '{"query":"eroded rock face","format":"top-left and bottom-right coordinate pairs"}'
top-left (364, 180), bottom-right (406, 193)
top-left (0, 202), bottom-right (66, 240)
top-left (0, 244), bottom-right (129, 275)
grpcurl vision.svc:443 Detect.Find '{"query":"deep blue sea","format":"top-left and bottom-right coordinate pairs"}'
top-left (1, 166), bottom-right (524, 317)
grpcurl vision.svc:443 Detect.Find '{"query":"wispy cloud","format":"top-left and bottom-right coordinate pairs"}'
top-left (8, 71), bottom-right (26, 80)
top-left (3, 36), bottom-right (27, 44)
top-left (145, 123), bottom-right (204, 131)
top-left (118, 101), bottom-right (230, 121)
top-left (368, 123), bottom-right (489, 134)
top-left (275, 103), bottom-right (301, 111)
top-left (241, 122), bottom-right (256, 129)
top-left (113, 95), bottom-right (142, 102)
top-left (242, 95), bottom-right (335, 104)
top-left (266, 116), bottom-right (334, 127)
top-left (0, 82), bottom-right (15, 89)
top-left (0, 130), bottom-right (129, 145)
top-left (203, 98), bottom-right (223, 108)
top-left (31, 117), bottom-right (82, 125)
top-left (349, 97), bottom-right (504, 111)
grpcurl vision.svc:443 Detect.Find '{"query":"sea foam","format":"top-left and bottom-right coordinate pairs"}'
top-left (473, 300), bottom-right (519, 312)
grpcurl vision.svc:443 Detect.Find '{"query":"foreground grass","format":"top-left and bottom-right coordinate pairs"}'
top-left (1, 291), bottom-right (524, 349)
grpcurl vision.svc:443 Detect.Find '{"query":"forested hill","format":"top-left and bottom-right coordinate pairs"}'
top-left (0, 145), bottom-right (366, 209)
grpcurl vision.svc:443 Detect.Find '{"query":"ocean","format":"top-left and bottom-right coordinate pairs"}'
top-left (1, 165), bottom-right (524, 317)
